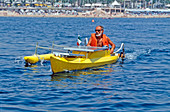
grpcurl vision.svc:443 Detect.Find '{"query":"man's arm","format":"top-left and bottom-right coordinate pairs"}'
top-left (107, 37), bottom-right (115, 54)
top-left (87, 37), bottom-right (92, 46)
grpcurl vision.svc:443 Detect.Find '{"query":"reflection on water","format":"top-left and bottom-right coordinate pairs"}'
top-left (51, 72), bottom-right (79, 81)
top-left (50, 64), bottom-right (120, 81)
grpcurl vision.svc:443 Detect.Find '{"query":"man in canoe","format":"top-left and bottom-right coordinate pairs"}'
top-left (87, 25), bottom-right (115, 54)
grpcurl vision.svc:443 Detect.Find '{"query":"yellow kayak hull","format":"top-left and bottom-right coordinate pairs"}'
top-left (24, 53), bottom-right (54, 64)
top-left (50, 50), bottom-right (119, 73)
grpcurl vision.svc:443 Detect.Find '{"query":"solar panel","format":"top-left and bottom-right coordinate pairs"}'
top-left (64, 46), bottom-right (108, 52)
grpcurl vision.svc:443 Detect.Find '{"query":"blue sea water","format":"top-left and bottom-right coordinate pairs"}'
top-left (0, 17), bottom-right (170, 112)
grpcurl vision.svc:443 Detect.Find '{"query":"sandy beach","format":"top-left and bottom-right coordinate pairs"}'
top-left (0, 10), bottom-right (170, 18)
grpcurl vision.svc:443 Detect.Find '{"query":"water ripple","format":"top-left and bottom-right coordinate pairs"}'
top-left (0, 17), bottom-right (170, 111)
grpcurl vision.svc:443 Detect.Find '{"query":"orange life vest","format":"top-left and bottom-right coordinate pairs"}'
top-left (90, 33), bottom-right (109, 47)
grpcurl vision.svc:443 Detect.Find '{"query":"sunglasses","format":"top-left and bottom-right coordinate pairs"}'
top-left (95, 29), bottom-right (102, 32)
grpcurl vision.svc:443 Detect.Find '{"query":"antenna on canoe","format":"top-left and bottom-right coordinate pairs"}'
top-left (51, 41), bottom-right (54, 53)
top-left (35, 42), bottom-right (38, 55)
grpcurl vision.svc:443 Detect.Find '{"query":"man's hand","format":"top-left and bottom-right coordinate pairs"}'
top-left (110, 48), bottom-right (114, 54)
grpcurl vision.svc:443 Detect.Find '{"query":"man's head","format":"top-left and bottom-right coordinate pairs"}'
top-left (95, 26), bottom-right (104, 37)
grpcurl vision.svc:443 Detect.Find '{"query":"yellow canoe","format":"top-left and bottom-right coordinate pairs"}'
top-left (24, 43), bottom-right (125, 73)
top-left (50, 49), bottom-right (119, 73)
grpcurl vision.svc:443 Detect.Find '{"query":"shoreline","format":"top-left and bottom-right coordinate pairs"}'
top-left (1, 14), bottom-right (169, 18)
top-left (0, 11), bottom-right (170, 18)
